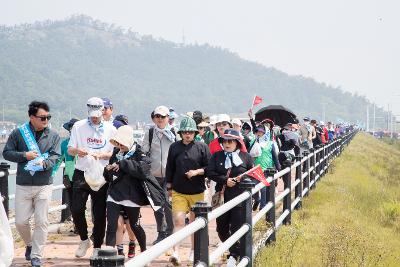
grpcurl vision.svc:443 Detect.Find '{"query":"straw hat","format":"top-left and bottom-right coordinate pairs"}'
top-left (110, 125), bottom-right (134, 149)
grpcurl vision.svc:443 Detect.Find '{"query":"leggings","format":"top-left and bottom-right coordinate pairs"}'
top-left (106, 201), bottom-right (146, 251)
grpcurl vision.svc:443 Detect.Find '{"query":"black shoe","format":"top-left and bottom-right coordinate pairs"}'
top-left (25, 246), bottom-right (32, 261)
top-left (117, 249), bottom-right (125, 257)
top-left (31, 257), bottom-right (42, 267)
top-left (152, 232), bottom-right (166, 245)
top-left (252, 199), bottom-right (260, 211)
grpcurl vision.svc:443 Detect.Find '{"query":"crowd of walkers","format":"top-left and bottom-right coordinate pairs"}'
top-left (2, 98), bottom-right (352, 267)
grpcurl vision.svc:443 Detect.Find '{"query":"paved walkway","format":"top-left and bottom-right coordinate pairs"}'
top-left (10, 176), bottom-right (292, 267)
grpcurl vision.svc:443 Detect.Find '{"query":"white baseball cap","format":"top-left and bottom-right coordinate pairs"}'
top-left (154, 106), bottom-right (169, 117)
top-left (87, 97), bottom-right (104, 118)
top-left (231, 118), bottom-right (242, 127)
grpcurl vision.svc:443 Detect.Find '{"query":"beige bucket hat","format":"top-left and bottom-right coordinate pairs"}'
top-left (110, 125), bottom-right (134, 149)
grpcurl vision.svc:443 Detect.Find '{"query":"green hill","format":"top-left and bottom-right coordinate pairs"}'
top-left (256, 134), bottom-right (400, 266)
top-left (0, 15), bottom-right (386, 127)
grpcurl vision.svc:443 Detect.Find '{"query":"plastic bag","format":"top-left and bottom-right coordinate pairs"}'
top-left (84, 155), bottom-right (106, 191)
top-left (0, 196), bottom-right (13, 267)
top-left (249, 140), bottom-right (262, 158)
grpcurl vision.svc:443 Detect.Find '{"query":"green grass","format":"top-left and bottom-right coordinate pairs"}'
top-left (255, 133), bottom-right (400, 267)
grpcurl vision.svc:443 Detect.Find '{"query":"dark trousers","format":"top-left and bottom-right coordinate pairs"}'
top-left (153, 177), bottom-right (174, 235)
top-left (60, 187), bottom-right (73, 222)
top-left (106, 202), bottom-right (146, 251)
top-left (70, 170), bottom-right (108, 248)
top-left (216, 205), bottom-right (242, 258)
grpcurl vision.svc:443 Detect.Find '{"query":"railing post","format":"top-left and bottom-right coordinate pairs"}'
top-left (310, 148), bottom-right (316, 190)
top-left (192, 201), bottom-right (212, 266)
top-left (265, 168), bottom-right (276, 244)
top-left (282, 161), bottom-right (292, 225)
top-left (321, 144), bottom-right (326, 176)
top-left (90, 248), bottom-right (124, 267)
top-left (0, 162), bottom-right (10, 218)
top-left (294, 156), bottom-right (303, 209)
top-left (303, 151), bottom-right (310, 196)
top-left (239, 178), bottom-right (255, 266)
top-left (315, 145), bottom-right (320, 181)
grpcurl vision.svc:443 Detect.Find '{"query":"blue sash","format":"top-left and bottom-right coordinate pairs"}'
top-left (19, 123), bottom-right (49, 176)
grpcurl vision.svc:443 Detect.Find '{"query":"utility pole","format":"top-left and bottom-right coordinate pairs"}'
top-left (366, 105), bottom-right (370, 132)
top-left (373, 104), bottom-right (376, 134)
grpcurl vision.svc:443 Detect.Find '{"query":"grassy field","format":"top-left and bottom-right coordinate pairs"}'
top-left (255, 133), bottom-right (400, 267)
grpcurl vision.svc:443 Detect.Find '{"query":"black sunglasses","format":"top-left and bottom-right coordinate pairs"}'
top-left (197, 126), bottom-right (205, 130)
top-left (154, 114), bottom-right (167, 119)
top-left (87, 104), bottom-right (103, 109)
top-left (181, 131), bottom-right (195, 135)
top-left (35, 115), bottom-right (52, 121)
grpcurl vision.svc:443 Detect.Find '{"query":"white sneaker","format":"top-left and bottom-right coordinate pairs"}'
top-left (75, 239), bottom-right (91, 258)
top-left (226, 256), bottom-right (237, 267)
top-left (92, 248), bottom-right (100, 258)
top-left (169, 251), bottom-right (180, 266)
top-left (189, 250), bottom-right (194, 262)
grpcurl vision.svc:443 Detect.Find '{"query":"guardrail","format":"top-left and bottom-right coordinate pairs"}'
top-left (0, 130), bottom-right (356, 267)
top-left (123, 130), bottom-right (357, 267)
top-left (0, 162), bottom-right (68, 222)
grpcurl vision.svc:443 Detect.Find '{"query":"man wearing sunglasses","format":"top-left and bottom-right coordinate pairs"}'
top-left (67, 97), bottom-right (117, 258)
top-left (3, 101), bottom-right (61, 267)
top-left (142, 105), bottom-right (176, 244)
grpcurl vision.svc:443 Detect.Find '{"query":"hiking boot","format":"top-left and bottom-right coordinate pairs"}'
top-left (152, 232), bottom-right (167, 245)
top-left (128, 242), bottom-right (136, 258)
top-left (169, 251), bottom-right (180, 266)
top-left (226, 256), bottom-right (237, 267)
top-left (25, 245), bottom-right (32, 260)
top-left (75, 239), bottom-right (91, 258)
top-left (30, 257), bottom-right (42, 267)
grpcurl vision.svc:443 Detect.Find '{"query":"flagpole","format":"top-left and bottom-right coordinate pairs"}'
top-left (250, 94), bottom-right (256, 110)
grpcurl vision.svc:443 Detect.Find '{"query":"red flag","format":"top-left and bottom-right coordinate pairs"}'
top-left (243, 165), bottom-right (270, 186)
top-left (252, 95), bottom-right (263, 106)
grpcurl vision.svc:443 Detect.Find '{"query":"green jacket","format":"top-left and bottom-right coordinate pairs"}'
top-left (251, 139), bottom-right (274, 171)
top-left (52, 138), bottom-right (76, 181)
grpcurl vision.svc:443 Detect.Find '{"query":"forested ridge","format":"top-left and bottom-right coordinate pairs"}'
top-left (0, 15), bottom-right (384, 126)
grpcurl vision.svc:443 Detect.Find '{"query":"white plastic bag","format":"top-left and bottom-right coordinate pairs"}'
top-left (249, 140), bottom-right (262, 158)
top-left (84, 155), bottom-right (106, 191)
top-left (0, 196), bottom-right (13, 267)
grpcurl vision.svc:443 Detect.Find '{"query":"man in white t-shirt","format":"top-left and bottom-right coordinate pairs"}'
top-left (68, 97), bottom-right (117, 258)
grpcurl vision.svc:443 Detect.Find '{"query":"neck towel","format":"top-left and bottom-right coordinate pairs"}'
top-left (224, 149), bottom-right (243, 169)
top-left (87, 118), bottom-right (104, 135)
top-left (154, 125), bottom-right (175, 142)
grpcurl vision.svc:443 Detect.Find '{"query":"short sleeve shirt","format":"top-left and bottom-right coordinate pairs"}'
top-left (68, 119), bottom-right (117, 171)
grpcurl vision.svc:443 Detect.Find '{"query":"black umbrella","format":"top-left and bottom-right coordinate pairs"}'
top-left (254, 105), bottom-right (298, 127)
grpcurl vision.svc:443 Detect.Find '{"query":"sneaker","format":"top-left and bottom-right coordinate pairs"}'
top-left (128, 242), bottom-right (136, 258)
top-left (152, 232), bottom-right (166, 245)
top-left (226, 256), bottom-right (237, 267)
top-left (30, 257), bottom-right (42, 267)
top-left (169, 251), bottom-right (180, 266)
top-left (25, 245), bottom-right (32, 261)
top-left (92, 248), bottom-right (100, 258)
top-left (188, 250), bottom-right (194, 262)
top-left (75, 239), bottom-right (91, 258)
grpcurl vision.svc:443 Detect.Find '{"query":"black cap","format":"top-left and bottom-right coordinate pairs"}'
top-left (63, 118), bottom-right (79, 132)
